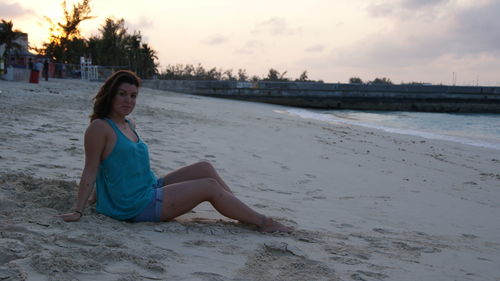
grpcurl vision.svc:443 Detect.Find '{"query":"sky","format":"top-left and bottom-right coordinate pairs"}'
top-left (1, 0), bottom-right (499, 85)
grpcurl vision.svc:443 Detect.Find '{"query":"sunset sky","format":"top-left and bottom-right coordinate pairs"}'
top-left (1, 0), bottom-right (499, 85)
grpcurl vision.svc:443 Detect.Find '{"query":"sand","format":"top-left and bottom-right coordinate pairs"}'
top-left (0, 78), bottom-right (499, 281)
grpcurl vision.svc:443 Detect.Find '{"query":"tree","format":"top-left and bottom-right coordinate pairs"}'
top-left (124, 31), bottom-right (142, 73)
top-left (266, 68), bottom-right (279, 81)
top-left (138, 43), bottom-right (158, 79)
top-left (297, 70), bottom-right (309, 82)
top-left (95, 17), bottom-right (127, 66)
top-left (88, 17), bottom-right (158, 78)
top-left (264, 68), bottom-right (288, 81)
top-left (349, 77), bottom-right (363, 84)
top-left (402, 81), bottom-right (426, 85)
top-left (40, 1), bottom-right (159, 78)
top-left (370, 77), bottom-right (392, 85)
top-left (206, 67), bottom-right (222, 80)
top-left (0, 20), bottom-right (24, 68)
top-left (237, 69), bottom-right (248, 81)
top-left (223, 69), bottom-right (235, 80)
top-left (192, 64), bottom-right (204, 79)
top-left (42, 0), bottom-right (94, 64)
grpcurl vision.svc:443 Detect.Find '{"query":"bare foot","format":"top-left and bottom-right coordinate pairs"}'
top-left (259, 217), bottom-right (293, 233)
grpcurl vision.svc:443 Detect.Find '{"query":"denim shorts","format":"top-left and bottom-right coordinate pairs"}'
top-left (129, 177), bottom-right (165, 222)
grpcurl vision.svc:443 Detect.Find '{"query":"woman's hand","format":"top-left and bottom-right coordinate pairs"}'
top-left (56, 212), bottom-right (82, 222)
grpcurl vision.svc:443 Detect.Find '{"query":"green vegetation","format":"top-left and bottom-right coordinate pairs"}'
top-left (349, 76), bottom-right (393, 85)
top-left (38, 0), bottom-right (158, 79)
top-left (0, 20), bottom-right (24, 68)
top-left (159, 65), bottom-right (322, 82)
top-left (87, 18), bottom-right (158, 79)
top-left (263, 68), bottom-right (288, 81)
top-left (370, 77), bottom-right (393, 85)
top-left (42, 0), bottom-right (93, 65)
top-left (349, 77), bottom-right (363, 84)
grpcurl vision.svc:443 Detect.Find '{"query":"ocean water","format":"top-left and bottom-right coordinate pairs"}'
top-left (283, 108), bottom-right (500, 150)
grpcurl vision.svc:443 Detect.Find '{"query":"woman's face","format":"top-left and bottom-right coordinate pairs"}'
top-left (111, 82), bottom-right (138, 117)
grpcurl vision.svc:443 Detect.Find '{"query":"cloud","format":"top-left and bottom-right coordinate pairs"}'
top-left (297, 0), bottom-right (500, 84)
top-left (305, 44), bottom-right (325, 53)
top-left (347, 0), bottom-right (500, 67)
top-left (202, 34), bottom-right (229, 45)
top-left (251, 17), bottom-right (302, 36)
top-left (0, 2), bottom-right (34, 19)
top-left (126, 16), bottom-right (154, 32)
top-left (449, 0), bottom-right (500, 54)
top-left (366, 2), bottom-right (395, 17)
top-left (234, 40), bottom-right (262, 55)
top-left (400, 0), bottom-right (450, 9)
top-left (367, 0), bottom-right (450, 20)
top-left (120, 17), bottom-right (154, 42)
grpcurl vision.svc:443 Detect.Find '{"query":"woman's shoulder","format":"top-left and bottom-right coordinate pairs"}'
top-left (87, 119), bottom-right (113, 135)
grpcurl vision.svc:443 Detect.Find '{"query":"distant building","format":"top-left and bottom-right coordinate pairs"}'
top-left (6, 32), bottom-right (37, 68)
top-left (1, 32), bottom-right (48, 81)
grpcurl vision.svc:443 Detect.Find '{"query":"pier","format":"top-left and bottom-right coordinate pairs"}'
top-left (143, 80), bottom-right (500, 113)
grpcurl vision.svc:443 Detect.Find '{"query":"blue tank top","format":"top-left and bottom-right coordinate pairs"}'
top-left (95, 118), bottom-right (156, 220)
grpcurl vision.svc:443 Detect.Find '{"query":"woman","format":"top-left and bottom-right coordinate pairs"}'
top-left (58, 70), bottom-right (292, 233)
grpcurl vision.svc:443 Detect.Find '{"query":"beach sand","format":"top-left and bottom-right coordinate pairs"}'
top-left (1, 78), bottom-right (499, 281)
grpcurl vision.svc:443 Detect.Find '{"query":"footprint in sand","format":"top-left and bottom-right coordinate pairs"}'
top-left (236, 243), bottom-right (336, 280)
top-left (304, 173), bottom-right (317, 179)
top-left (257, 187), bottom-right (293, 195)
top-left (298, 179), bottom-right (311, 184)
top-left (351, 270), bottom-right (388, 281)
top-left (192, 272), bottom-right (230, 281)
top-left (253, 203), bottom-right (268, 209)
top-left (281, 165), bottom-right (290, 171)
top-left (272, 161), bottom-right (290, 171)
top-left (303, 189), bottom-right (327, 201)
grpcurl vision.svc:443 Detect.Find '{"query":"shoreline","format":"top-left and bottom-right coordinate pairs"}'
top-left (1, 78), bottom-right (500, 280)
top-left (283, 108), bottom-right (500, 151)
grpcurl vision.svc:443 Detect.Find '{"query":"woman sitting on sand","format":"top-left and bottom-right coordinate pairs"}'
top-left (58, 70), bottom-right (291, 233)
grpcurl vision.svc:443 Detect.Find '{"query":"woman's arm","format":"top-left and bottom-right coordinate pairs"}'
top-left (57, 121), bottom-right (107, 222)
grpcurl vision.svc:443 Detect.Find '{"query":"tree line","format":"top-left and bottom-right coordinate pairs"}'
top-left (0, 1), bottom-right (157, 79)
top-left (348, 76), bottom-right (429, 85)
top-left (160, 64), bottom-right (323, 83)
top-left (39, 0), bottom-right (158, 79)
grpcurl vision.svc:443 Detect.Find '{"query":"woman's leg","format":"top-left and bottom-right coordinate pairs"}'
top-left (161, 161), bottom-right (233, 194)
top-left (160, 177), bottom-right (291, 232)
top-left (88, 187), bottom-right (96, 205)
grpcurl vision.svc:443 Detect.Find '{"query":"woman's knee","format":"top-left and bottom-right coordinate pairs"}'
top-left (198, 177), bottom-right (225, 198)
top-left (199, 177), bottom-right (219, 189)
top-left (194, 161), bottom-right (214, 172)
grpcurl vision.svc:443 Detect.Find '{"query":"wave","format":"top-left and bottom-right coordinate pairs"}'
top-left (280, 108), bottom-right (500, 150)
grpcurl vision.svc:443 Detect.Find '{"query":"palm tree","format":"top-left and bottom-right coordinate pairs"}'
top-left (97, 17), bottom-right (127, 67)
top-left (0, 20), bottom-right (24, 68)
top-left (124, 32), bottom-right (142, 73)
top-left (42, 0), bottom-right (93, 64)
top-left (139, 43), bottom-right (158, 79)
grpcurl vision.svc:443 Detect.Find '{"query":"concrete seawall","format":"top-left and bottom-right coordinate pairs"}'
top-left (142, 80), bottom-right (500, 113)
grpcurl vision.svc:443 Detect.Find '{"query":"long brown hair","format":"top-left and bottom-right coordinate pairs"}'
top-left (90, 70), bottom-right (141, 122)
